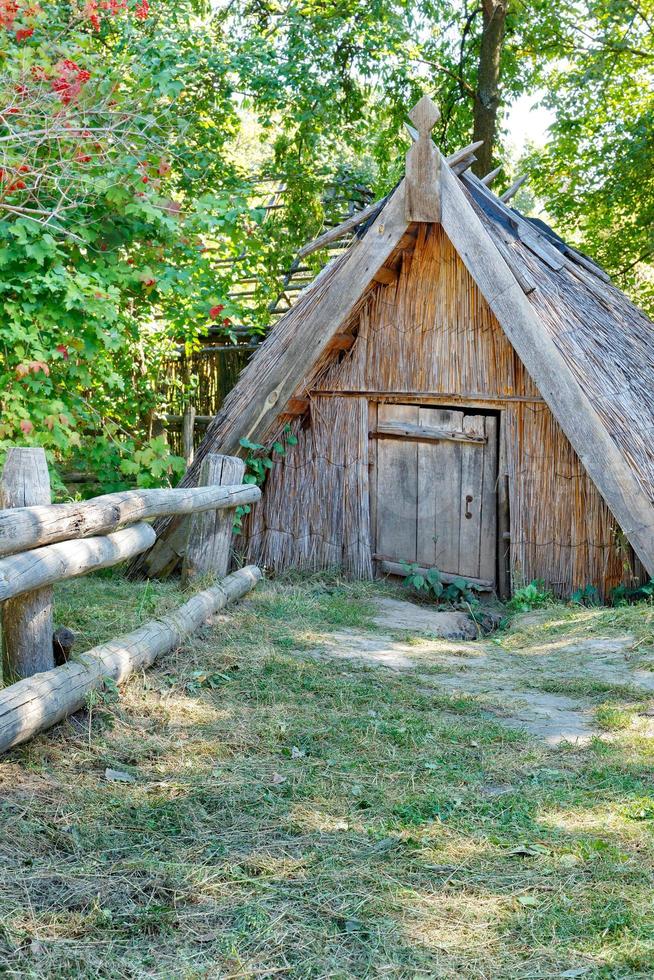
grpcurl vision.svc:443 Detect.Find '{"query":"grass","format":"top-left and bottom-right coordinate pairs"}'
top-left (0, 573), bottom-right (654, 977)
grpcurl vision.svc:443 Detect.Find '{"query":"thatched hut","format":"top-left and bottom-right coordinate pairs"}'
top-left (140, 97), bottom-right (654, 599)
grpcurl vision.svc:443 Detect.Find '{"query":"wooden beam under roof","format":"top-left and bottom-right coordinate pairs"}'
top-left (500, 173), bottom-right (528, 203)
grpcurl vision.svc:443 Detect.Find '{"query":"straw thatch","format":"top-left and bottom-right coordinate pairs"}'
top-left (463, 177), bottom-right (654, 504)
top-left (133, 149), bottom-right (654, 598)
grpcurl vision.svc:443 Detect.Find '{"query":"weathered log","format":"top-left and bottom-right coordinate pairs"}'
top-left (0, 523), bottom-right (156, 602)
top-left (182, 454), bottom-right (246, 585)
top-left (0, 565), bottom-right (262, 754)
top-left (1, 448), bottom-right (54, 681)
top-left (378, 559), bottom-right (494, 591)
top-left (0, 483), bottom-right (261, 557)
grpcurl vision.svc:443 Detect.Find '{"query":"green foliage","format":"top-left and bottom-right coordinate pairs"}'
top-left (0, 0), bottom-right (270, 489)
top-left (1, 0), bottom-right (651, 495)
top-left (622, 797), bottom-right (654, 821)
top-left (239, 426), bottom-right (298, 488)
top-left (234, 425), bottom-right (299, 531)
top-left (507, 580), bottom-right (554, 613)
top-left (570, 584), bottom-right (600, 607)
top-left (400, 561), bottom-right (481, 607)
top-left (611, 579), bottom-right (654, 606)
top-left (525, 0), bottom-right (654, 313)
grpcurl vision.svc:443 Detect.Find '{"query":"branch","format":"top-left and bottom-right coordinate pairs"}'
top-left (411, 57), bottom-right (475, 97)
top-left (618, 248), bottom-right (654, 277)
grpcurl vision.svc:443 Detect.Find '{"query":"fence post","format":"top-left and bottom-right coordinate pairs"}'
top-left (1, 447), bottom-right (55, 681)
top-left (182, 404), bottom-right (196, 466)
top-left (182, 454), bottom-right (246, 585)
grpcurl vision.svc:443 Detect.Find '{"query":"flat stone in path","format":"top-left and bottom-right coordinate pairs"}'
top-left (372, 597), bottom-right (480, 639)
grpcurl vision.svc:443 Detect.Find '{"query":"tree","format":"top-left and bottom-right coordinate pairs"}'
top-left (0, 0), bottom-right (267, 487)
top-left (472, 0), bottom-right (508, 175)
top-left (2, 0), bottom-right (651, 492)
top-left (526, 0), bottom-right (654, 312)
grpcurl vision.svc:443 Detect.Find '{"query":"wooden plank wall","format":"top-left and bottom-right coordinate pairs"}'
top-left (244, 224), bottom-right (638, 597)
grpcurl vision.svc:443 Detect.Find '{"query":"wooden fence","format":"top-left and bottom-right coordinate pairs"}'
top-left (0, 447), bottom-right (262, 754)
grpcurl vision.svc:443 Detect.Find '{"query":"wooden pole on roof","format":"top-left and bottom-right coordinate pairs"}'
top-left (500, 174), bottom-right (528, 203)
top-left (480, 165), bottom-right (502, 187)
top-left (405, 95), bottom-right (441, 223)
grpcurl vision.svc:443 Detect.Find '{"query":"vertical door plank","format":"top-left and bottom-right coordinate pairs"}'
top-left (417, 408), bottom-right (463, 572)
top-left (496, 412), bottom-right (511, 597)
top-left (458, 415), bottom-right (486, 578)
top-left (376, 404), bottom-right (419, 562)
top-left (479, 416), bottom-right (498, 582)
top-left (368, 402), bottom-right (379, 572)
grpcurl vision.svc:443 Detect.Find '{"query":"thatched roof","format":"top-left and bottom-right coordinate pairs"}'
top-left (461, 174), bottom-right (654, 508)
top-left (132, 102), bottom-right (654, 580)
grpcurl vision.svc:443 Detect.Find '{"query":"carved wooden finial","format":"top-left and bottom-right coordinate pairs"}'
top-left (408, 95), bottom-right (440, 138)
top-left (405, 95), bottom-right (441, 223)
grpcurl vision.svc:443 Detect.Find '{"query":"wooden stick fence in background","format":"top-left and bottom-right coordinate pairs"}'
top-left (0, 448), bottom-right (262, 751)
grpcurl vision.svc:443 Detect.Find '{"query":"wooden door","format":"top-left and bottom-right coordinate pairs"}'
top-left (373, 404), bottom-right (498, 584)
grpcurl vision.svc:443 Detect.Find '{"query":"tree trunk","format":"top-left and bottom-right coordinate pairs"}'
top-left (472, 0), bottom-right (508, 177)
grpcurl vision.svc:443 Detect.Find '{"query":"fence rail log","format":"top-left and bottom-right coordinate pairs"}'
top-left (0, 523), bottom-right (156, 602)
top-left (0, 565), bottom-right (261, 754)
top-left (0, 484), bottom-right (261, 558)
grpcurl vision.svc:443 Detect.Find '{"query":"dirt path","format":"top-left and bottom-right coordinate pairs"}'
top-left (305, 598), bottom-right (654, 744)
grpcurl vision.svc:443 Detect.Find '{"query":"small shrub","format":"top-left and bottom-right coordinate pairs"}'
top-left (571, 583), bottom-right (600, 607)
top-left (611, 579), bottom-right (654, 606)
top-left (401, 562), bottom-right (481, 607)
top-left (507, 580), bottom-right (553, 612)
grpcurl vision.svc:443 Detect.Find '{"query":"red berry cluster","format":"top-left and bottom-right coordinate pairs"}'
top-left (51, 60), bottom-right (91, 104)
top-left (0, 164), bottom-right (30, 192)
top-left (0, 1), bottom-right (18, 29)
top-left (82, 0), bottom-right (127, 30)
top-left (0, 0), bottom-right (38, 40)
top-left (81, 0), bottom-right (148, 30)
top-left (209, 304), bottom-right (231, 326)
